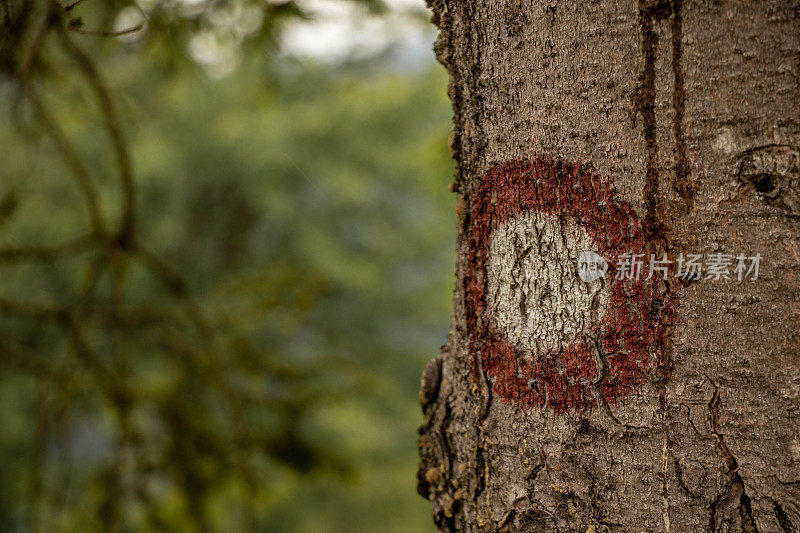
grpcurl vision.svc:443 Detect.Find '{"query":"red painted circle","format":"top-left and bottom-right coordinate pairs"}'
top-left (466, 156), bottom-right (675, 414)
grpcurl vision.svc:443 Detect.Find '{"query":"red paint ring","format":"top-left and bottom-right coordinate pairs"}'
top-left (466, 156), bottom-right (674, 414)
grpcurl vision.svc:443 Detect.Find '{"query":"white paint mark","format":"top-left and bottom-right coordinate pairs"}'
top-left (486, 212), bottom-right (609, 357)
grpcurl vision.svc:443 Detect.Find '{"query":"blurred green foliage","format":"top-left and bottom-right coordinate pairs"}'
top-left (0, 2), bottom-right (453, 531)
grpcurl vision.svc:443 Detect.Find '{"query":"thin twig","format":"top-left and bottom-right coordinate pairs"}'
top-left (57, 25), bottom-right (136, 239)
top-left (0, 0), bottom-right (11, 52)
top-left (1, 0), bottom-right (10, 30)
top-left (70, 23), bottom-right (144, 37)
top-left (61, 0), bottom-right (88, 12)
top-left (77, 252), bottom-right (106, 307)
top-left (0, 340), bottom-right (54, 377)
top-left (131, 242), bottom-right (213, 341)
top-left (1, 0), bottom-right (36, 59)
top-left (0, 296), bottom-right (66, 320)
top-left (0, 235), bottom-right (93, 263)
top-left (21, 84), bottom-right (108, 239)
top-left (14, 2), bottom-right (57, 85)
top-left (25, 386), bottom-right (49, 533)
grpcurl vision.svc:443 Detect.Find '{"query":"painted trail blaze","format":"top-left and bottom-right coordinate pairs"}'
top-left (466, 156), bottom-right (675, 414)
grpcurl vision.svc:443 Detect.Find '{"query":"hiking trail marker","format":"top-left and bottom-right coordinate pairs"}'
top-left (465, 156), bottom-right (674, 414)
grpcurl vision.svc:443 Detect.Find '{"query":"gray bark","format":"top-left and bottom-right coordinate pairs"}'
top-left (418, 1), bottom-right (800, 531)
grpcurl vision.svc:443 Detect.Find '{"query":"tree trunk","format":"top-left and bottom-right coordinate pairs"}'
top-left (417, 1), bottom-right (800, 531)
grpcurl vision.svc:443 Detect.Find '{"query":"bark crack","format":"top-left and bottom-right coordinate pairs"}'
top-left (773, 501), bottom-right (796, 533)
top-left (705, 375), bottom-right (760, 532)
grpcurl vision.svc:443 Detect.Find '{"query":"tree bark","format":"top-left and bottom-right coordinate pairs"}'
top-left (418, 1), bottom-right (800, 531)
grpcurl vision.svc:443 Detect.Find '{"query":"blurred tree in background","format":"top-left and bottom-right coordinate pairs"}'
top-left (0, 0), bottom-right (453, 531)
